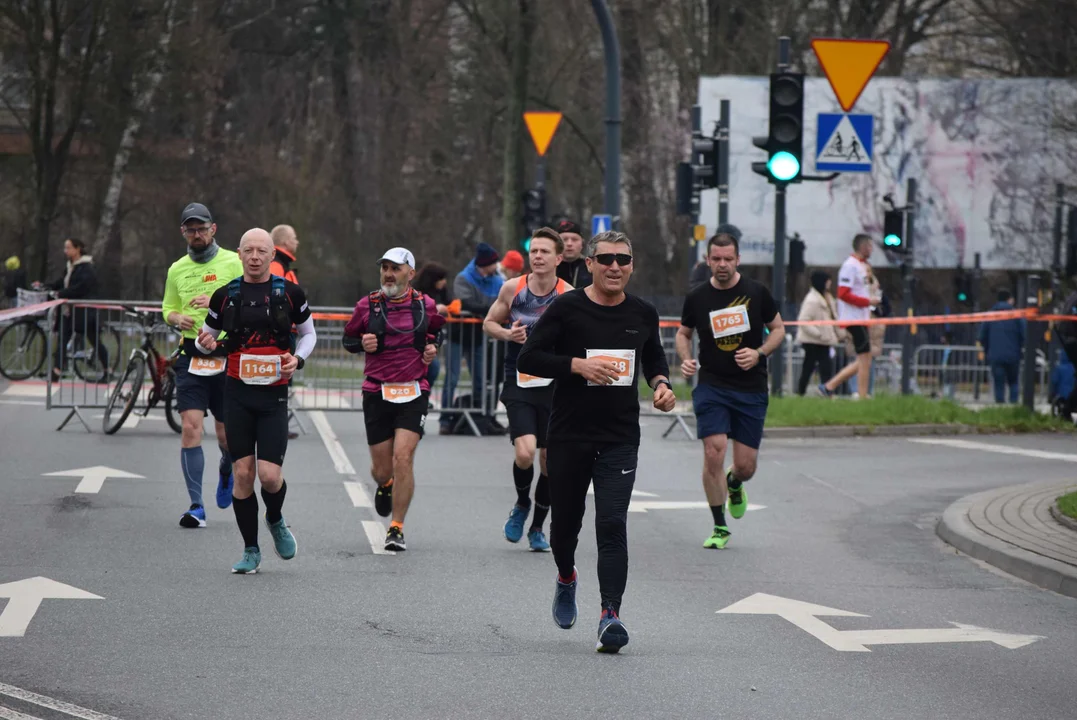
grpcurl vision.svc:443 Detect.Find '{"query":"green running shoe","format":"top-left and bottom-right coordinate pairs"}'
top-left (232, 546), bottom-right (261, 574)
top-left (703, 526), bottom-right (730, 549)
top-left (726, 469), bottom-right (748, 519)
top-left (266, 515), bottom-right (297, 560)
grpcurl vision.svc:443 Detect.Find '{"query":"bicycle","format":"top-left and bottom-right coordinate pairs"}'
top-left (0, 309), bottom-right (122, 382)
top-left (102, 305), bottom-right (183, 435)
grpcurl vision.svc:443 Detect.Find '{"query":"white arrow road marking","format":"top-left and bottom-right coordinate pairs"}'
top-left (629, 501), bottom-right (766, 513)
top-left (0, 681), bottom-right (123, 720)
top-left (909, 438), bottom-right (1077, 463)
top-left (0, 577), bottom-right (103, 637)
top-left (717, 593), bottom-right (1043, 652)
top-left (41, 466), bottom-right (145, 494)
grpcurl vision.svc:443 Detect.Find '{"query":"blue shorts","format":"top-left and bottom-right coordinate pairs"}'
top-left (174, 352), bottom-right (227, 420)
top-left (692, 384), bottom-right (768, 449)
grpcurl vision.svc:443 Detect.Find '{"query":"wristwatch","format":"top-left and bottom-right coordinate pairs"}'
top-left (296, 356), bottom-right (306, 370)
top-left (654, 379), bottom-right (672, 392)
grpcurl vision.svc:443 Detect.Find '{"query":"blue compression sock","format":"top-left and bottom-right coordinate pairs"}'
top-left (218, 445), bottom-right (232, 478)
top-left (181, 447), bottom-right (205, 507)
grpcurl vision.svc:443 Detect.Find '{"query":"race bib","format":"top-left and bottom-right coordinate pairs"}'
top-left (709, 305), bottom-right (750, 339)
top-left (585, 348), bottom-right (636, 387)
top-left (238, 354), bottom-right (281, 385)
top-left (188, 355), bottom-right (226, 377)
top-left (381, 381), bottom-right (421, 404)
top-left (517, 370), bottom-right (554, 389)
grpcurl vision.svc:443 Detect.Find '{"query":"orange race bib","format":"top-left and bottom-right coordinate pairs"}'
top-left (238, 354), bottom-right (282, 385)
top-left (709, 305), bottom-right (750, 339)
top-left (585, 348), bottom-right (636, 387)
top-left (381, 381), bottom-right (421, 404)
top-left (187, 355), bottom-right (226, 377)
top-left (516, 370), bottom-right (554, 389)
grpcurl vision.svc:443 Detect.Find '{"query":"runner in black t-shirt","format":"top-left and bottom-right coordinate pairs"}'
top-left (196, 228), bottom-right (317, 574)
top-left (517, 230), bottom-right (676, 654)
top-left (675, 226), bottom-right (784, 550)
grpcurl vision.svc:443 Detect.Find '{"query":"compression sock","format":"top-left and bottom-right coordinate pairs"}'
top-left (531, 473), bottom-right (550, 530)
top-left (218, 445), bottom-right (232, 477)
top-left (232, 494), bottom-right (260, 549)
top-left (261, 479), bottom-right (288, 524)
top-left (710, 505), bottom-right (727, 527)
top-left (513, 462), bottom-right (534, 507)
top-left (180, 447), bottom-right (205, 507)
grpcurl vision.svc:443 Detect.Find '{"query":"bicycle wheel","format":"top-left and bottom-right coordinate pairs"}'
top-left (73, 328), bottom-right (122, 383)
top-left (103, 355), bottom-right (146, 435)
top-left (0, 320), bottom-right (47, 381)
top-left (163, 368), bottom-right (182, 434)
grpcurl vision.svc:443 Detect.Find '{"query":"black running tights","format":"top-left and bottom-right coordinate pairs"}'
top-left (546, 441), bottom-right (638, 613)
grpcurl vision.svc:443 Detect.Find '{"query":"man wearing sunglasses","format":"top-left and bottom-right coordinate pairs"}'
top-left (162, 202), bottom-right (243, 530)
top-left (675, 225), bottom-right (785, 550)
top-left (517, 230), bottom-right (677, 654)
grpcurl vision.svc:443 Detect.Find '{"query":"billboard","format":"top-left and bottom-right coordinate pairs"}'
top-left (697, 76), bottom-right (1075, 270)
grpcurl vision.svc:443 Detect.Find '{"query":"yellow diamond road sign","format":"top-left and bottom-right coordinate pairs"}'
top-left (810, 38), bottom-right (890, 112)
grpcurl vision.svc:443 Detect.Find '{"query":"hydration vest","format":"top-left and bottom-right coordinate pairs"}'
top-left (366, 289), bottom-right (429, 354)
top-left (218, 276), bottom-right (293, 352)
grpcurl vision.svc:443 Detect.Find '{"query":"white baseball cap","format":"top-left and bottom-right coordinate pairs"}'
top-left (376, 247), bottom-right (415, 269)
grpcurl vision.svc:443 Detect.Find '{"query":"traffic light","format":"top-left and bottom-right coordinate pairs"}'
top-left (883, 209), bottom-right (905, 250)
top-left (954, 268), bottom-right (972, 306)
top-left (691, 131), bottom-right (719, 190)
top-left (788, 234), bottom-right (806, 274)
top-left (521, 188), bottom-right (546, 242)
top-left (1066, 206), bottom-right (1077, 278)
top-left (752, 72), bottom-right (805, 185)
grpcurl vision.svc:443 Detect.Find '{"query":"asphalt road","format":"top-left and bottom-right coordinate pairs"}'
top-left (0, 389), bottom-right (1075, 719)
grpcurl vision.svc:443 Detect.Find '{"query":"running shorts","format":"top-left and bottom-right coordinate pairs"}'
top-left (500, 374), bottom-right (552, 447)
top-left (174, 349), bottom-right (226, 419)
top-left (847, 325), bottom-right (871, 355)
top-left (692, 383), bottom-right (768, 450)
top-left (224, 377), bottom-right (290, 465)
top-left (362, 389), bottom-right (430, 445)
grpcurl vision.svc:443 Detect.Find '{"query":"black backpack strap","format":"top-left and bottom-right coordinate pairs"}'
top-left (410, 291), bottom-right (429, 352)
top-left (366, 291), bottom-right (386, 353)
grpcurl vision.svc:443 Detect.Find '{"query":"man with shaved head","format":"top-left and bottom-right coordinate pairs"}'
top-left (269, 224), bottom-right (299, 284)
top-left (196, 227), bottom-right (317, 574)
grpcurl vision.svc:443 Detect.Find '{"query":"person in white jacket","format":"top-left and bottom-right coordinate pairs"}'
top-left (795, 271), bottom-right (843, 395)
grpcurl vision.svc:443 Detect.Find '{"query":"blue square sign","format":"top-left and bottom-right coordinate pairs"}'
top-left (815, 113), bottom-right (873, 173)
top-left (591, 215), bottom-right (612, 236)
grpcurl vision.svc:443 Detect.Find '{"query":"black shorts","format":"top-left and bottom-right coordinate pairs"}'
top-left (224, 378), bottom-right (290, 465)
top-left (174, 351), bottom-right (226, 419)
top-left (847, 325), bottom-right (871, 355)
top-left (362, 389), bottom-right (430, 446)
top-left (500, 374), bottom-right (553, 447)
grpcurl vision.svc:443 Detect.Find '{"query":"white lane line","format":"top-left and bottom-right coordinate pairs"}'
top-left (909, 438), bottom-right (1077, 463)
top-left (309, 410), bottom-right (356, 474)
top-left (0, 705), bottom-right (42, 720)
top-left (309, 410), bottom-right (389, 556)
top-left (362, 521), bottom-right (393, 556)
top-left (343, 480), bottom-right (372, 508)
top-left (0, 682), bottom-right (122, 720)
top-left (0, 400), bottom-right (44, 406)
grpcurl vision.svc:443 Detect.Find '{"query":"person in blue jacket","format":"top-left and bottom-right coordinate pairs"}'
top-left (978, 290), bottom-right (1025, 403)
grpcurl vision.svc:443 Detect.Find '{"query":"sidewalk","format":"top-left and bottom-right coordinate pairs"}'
top-left (937, 480), bottom-right (1077, 599)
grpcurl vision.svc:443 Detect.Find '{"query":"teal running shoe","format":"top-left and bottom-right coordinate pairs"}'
top-left (231, 547), bottom-right (261, 574)
top-left (265, 515), bottom-right (297, 560)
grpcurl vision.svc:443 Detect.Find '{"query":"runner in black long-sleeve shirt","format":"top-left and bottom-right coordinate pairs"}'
top-left (517, 230), bottom-right (676, 654)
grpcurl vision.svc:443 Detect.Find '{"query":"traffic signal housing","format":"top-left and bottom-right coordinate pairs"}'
top-left (521, 188), bottom-right (546, 245)
top-left (1066, 206), bottom-right (1077, 278)
top-left (882, 209), bottom-right (905, 250)
top-left (954, 268), bottom-right (973, 306)
top-left (752, 72), bottom-right (805, 185)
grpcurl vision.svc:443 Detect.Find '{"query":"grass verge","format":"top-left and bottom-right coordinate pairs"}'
top-left (1057, 491), bottom-right (1077, 520)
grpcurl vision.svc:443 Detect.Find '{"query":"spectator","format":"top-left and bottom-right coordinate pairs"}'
top-left (939, 331), bottom-right (956, 400)
top-left (1049, 346), bottom-right (1074, 418)
top-left (794, 271), bottom-right (842, 395)
top-left (269, 225), bottom-right (300, 284)
top-left (978, 289), bottom-right (1025, 403)
top-left (849, 269), bottom-right (888, 396)
top-left (500, 250), bottom-right (525, 281)
top-left (688, 260), bottom-right (710, 291)
top-left (442, 243), bottom-right (506, 435)
top-left (48, 237), bottom-right (109, 381)
top-left (415, 262), bottom-right (453, 389)
top-left (553, 219), bottom-right (592, 287)
top-left (3, 255), bottom-right (27, 308)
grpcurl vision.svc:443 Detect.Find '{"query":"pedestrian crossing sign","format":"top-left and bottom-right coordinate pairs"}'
top-left (815, 113), bottom-right (873, 173)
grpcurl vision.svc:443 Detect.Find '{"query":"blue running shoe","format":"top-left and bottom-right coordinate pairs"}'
top-left (552, 568), bottom-right (578, 629)
top-left (265, 515), bottom-right (297, 559)
top-left (179, 504), bottom-right (206, 529)
top-left (231, 547), bottom-right (261, 574)
top-left (216, 472), bottom-right (234, 509)
top-left (528, 529), bottom-right (550, 552)
top-left (503, 503), bottom-right (529, 543)
top-left (596, 603), bottom-right (629, 653)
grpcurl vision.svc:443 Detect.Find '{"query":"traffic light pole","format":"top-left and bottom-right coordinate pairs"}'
top-left (718, 99), bottom-right (730, 226)
top-left (591, 0), bottom-right (621, 229)
top-left (769, 37), bottom-right (791, 397)
top-left (900, 178), bottom-right (917, 395)
top-left (1022, 274), bottom-right (1041, 411)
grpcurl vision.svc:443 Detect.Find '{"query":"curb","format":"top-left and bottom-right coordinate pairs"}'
top-left (936, 486), bottom-right (1077, 599)
top-left (763, 423), bottom-right (980, 439)
top-left (1049, 503), bottom-right (1077, 533)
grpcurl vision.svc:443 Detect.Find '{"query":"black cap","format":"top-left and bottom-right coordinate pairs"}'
top-left (181, 202), bottom-right (212, 224)
top-left (714, 223), bottom-right (742, 241)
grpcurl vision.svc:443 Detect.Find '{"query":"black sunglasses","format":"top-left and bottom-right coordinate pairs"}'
top-left (592, 253), bottom-right (633, 267)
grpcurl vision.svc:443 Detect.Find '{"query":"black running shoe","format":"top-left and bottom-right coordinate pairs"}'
top-left (384, 525), bottom-right (406, 552)
top-left (374, 480), bottom-right (393, 518)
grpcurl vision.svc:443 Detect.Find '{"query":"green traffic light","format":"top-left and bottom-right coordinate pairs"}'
top-left (767, 151), bottom-right (800, 182)
top-left (957, 292), bottom-right (968, 302)
top-left (521, 238), bottom-right (531, 252)
top-left (883, 234), bottom-right (902, 247)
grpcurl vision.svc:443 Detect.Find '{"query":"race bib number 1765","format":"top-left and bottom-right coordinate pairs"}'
top-left (709, 305), bottom-right (750, 339)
